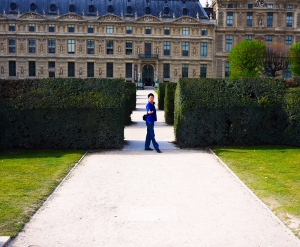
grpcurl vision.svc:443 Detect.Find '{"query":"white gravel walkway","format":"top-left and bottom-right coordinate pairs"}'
top-left (9, 88), bottom-right (300, 247)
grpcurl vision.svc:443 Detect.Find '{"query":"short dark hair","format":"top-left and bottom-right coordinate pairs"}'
top-left (148, 93), bottom-right (154, 98)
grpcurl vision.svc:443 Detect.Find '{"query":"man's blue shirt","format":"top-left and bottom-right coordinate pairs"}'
top-left (146, 101), bottom-right (157, 122)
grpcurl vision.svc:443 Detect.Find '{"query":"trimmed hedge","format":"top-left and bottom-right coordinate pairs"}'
top-left (164, 82), bottom-right (177, 125)
top-left (158, 82), bottom-right (167, 110)
top-left (174, 78), bottom-right (290, 148)
top-left (0, 78), bottom-right (125, 149)
top-left (124, 82), bottom-right (136, 125)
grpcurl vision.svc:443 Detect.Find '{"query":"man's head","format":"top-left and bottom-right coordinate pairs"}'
top-left (148, 93), bottom-right (154, 103)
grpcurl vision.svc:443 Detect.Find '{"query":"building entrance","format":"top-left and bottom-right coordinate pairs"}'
top-left (142, 64), bottom-right (154, 86)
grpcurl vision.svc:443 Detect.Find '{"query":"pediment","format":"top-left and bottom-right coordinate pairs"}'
top-left (172, 16), bottom-right (199, 24)
top-left (17, 12), bottom-right (46, 20)
top-left (57, 14), bottom-right (85, 21)
top-left (97, 14), bottom-right (124, 22)
top-left (135, 15), bottom-right (162, 23)
top-left (0, 14), bottom-right (7, 19)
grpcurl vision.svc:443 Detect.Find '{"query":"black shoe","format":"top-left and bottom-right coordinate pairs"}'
top-left (156, 149), bottom-right (162, 153)
top-left (145, 148), bottom-right (153, 151)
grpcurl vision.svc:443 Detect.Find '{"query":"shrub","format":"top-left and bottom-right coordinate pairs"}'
top-left (164, 82), bottom-right (177, 125)
top-left (124, 82), bottom-right (136, 125)
top-left (158, 83), bottom-right (167, 110)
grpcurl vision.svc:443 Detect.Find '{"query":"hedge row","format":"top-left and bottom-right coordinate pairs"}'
top-left (174, 78), bottom-right (297, 148)
top-left (164, 82), bottom-right (177, 125)
top-left (124, 82), bottom-right (136, 125)
top-left (158, 83), bottom-right (167, 110)
top-left (0, 78), bottom-right (126, 149)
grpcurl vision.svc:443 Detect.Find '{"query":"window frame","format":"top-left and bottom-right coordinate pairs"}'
top-left (164, 27), bottom-right (170, 35)
top-left (29, 61), bottom-right (36, 77)
top-left (200, 42), bottom-right (208, 57)
top-left (225, 35), bottom-right (233, 52)
top-left (125, 63), bottom-right (132, 78)
top-left (182, 27), bottom-right (189, 36)
top-left (163, 63), bottom-right (170, 79)
top-left (9, 61), bottom-right (16, 77)
top-left (287, 12), bottom-right (293, 27)
top-left (68, 40), bottom-right (75, 54)
top-left (9, 39), bottom-right (16, 53)
top-left (125, 41), bottom-right (133, 55)
top-left (182, 64), bottom-right (189, 78)
top-left (28, 24), bottom-right (35, 32)
top-left (227, 12), bottom-right (233, 26)
top-left (267, 12), bottom-right (273, 27)
top-left (182, 42), bottom-right (189, 57)
top-left (145, 26), bottom-right (152, 35)
top-left (68, 24), bottom-right (75, 33)
top-left (9, 24), bottom-right (15, 31)
top-left (68, 62), bottom-right (75, 77)
top-left (87, 62), bottom-right (94, 78)
top-left (48, 24), bottom-right (55, 32)
top-left (28, 39), bottom-right (36, 53)
top-left (107, 25), bottom-right (114, 34)
top-left (48, 39), bottom-right (56, 54)
top-left (164, 41), bottom-right (170, 56)
top-left (200, 64), bottom-right (207, 78)
top-left (247, 12), bottom-right (253, 27)
top-left (87, 40), bottom-right (95, 54)
top-left (88, 25), bottom-right (94, 33)
top-left (106, 62), bottom-right (113, 78)
top-left (126, 26), bottom-right (133, 34)
top-left (106, 40), bottom-right (114, 55)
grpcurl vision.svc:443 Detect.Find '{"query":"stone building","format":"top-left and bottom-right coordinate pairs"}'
top-left (0, 0), bottom-right (215, 84)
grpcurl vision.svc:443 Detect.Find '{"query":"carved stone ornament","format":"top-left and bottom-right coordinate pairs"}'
top-left (172, 16), bottom-right (199, 24)
top-left (97, 14), bottom-right (124, 22)
top-left (254, 0), bottom-right (267, 8)
top-left (17, 12), bottom-right (46, 20)
top-left (134, 15), bottom-right (162, 23)
top-left (0, 14), bottom-right (7, 19)
top-left (57, 14), bottom-right (85, 21)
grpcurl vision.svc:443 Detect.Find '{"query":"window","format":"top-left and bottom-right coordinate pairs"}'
top-left (9, 24), bottom-right (15, 31)
top-left (228, 4), bottom-right (233, 8)
top-left (126, 41), bottom-right (132, 55)
top-left (87, 62), bottom-right (94, 77)
top-left (49, 71), bottom-right (55, 78)
top-left (200, 64), bottom-right (207, 78)
top-left (29, 61), bottom-right (36, 77)
top-left (49, 24), bottom-right (55, 32)
top-left (286, 35), bottom-right (292, 46)
top-left (68, 25), bottom-right (75, 33)
top-left (267, 4), bottom-right (273, 9)
top-left (225, 62), bottom-right (230, 78)
top-left (202, 28), bottom-right (207, 36)
top-left (182, 64), bottom-right (188, 78)
top-left (29, 24), bottom-right (35, 32)
top-left (88, 25), bottom-right (94, 33)
top-left (9, 39), bottom-right (16, 53)
top-left (266, 35), bottom-right (272, 44)
top-left (182, 27), bottom-right (189, 36)
top-left (247, 13), bottom-right (253, 27)
top-left (68, 40), bottom-right (75, 54)
top-left (226, 35), bottom-right (233, 52)
top-left (107, 40), bottom-right (113, 54)
top-left (287, 13), bottom-right (293, 27)
top-left (107, 62), bottom-right (113, 78)
top-left (164, 41), bottom-right (170, 56)
top-left (288, 5), bottom-right (293, 9)
top-left (48, 39), bottom-right (55, 53)
top-left (87, 40), bottom-right (94, 54)
top-left (107, 26), bottom-right (113, 34)
top-left (267, 13), bottom-right (273, 27)
top-left (246, 35), bottom-right (252, 40)
top-left (28, 39), bottom-right (36, 53)
top-left (227, 12), bottom-right (233, 26)
top-left (200, 42), bottom-right (207, 57)
top-left (145, 27), bottom-right (151, 34)
top-left (248, 4), bottom-right (253, 9)
top-left (126, 63), bottom-right (132, 78)
top-left (164, 27), bottom-right (170, 35)
top-left (9, 61), bottom-right (16, 77)
top-left (182, 42), bottom-right (189, 56)
top-left (68, 62), bottom-right (75, 77)
top-left (163, 64), bottom-right (170, 79)
top-left (48, 61), bottom-right (55, 69)
top-left (126, 26), bottom-right (132, 34)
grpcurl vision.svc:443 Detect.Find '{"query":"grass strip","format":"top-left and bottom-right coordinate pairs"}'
top-left (211, 146), bottom-right (300, 238)
top-left (0, 149), bottom-right (85, 237)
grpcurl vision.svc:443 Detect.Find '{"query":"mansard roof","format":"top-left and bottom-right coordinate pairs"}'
top-left (0, 0), bottom-right (208, 19)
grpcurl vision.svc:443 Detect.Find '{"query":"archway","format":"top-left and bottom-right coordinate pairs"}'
top-left (142, 64), bottom-right (154, 86)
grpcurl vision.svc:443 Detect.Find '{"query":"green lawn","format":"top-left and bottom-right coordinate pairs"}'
top-left (0, 149), bottom-right (85, 237)
top-left (212, 146), bottom-right (300, 238)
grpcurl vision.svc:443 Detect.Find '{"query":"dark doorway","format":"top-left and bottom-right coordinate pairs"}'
top-left (142, 64), bottom-right (154, 86)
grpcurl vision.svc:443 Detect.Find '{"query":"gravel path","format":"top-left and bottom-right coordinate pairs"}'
top-left (9, 88), bottom-right (300, 247)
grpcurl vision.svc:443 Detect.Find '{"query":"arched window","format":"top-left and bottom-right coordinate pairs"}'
top-left (145, 6), bottom-right (151, 15)
top-left (69, 4), bottom-right (76, 12)
top-left (107, 5), bottom-right (113, 13)
top-left (30, 3), bottom-right (36, 11)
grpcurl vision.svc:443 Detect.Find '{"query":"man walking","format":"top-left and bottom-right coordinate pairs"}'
top-left (145, 93), bottom-right (161, 153)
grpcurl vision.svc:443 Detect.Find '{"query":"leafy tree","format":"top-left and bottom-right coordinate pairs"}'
top-left (228, 40), bottom-right (266, 78)
top-left (265, 42), bottom-right (289, 77)
top-left (289, 42), bottom-right (300, 76)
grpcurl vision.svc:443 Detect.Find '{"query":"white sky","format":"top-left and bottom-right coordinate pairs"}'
top-left (200, 0), bottom-right (210, 7)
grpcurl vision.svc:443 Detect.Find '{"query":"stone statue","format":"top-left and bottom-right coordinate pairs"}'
top-left (196, 12), bottom-right (199, 19)
top-left (43, 9), bottom-right (46, 15)
top-left (173, 12), bottom-right (175, 19)
top-left (82, 9), bottom-right (85, 16)
top-left (58, 9), bottom-right (60, 15)
top-left (3, 8), bottom-right (6, 15)
top-left (254, 0), bottom-right (267, 8)
top-left (96, 10), bottom-right (99, 16)
top-left (121, 11), bottom-right (123, 18)
top-left (159, 11), bottom-right (162, 18)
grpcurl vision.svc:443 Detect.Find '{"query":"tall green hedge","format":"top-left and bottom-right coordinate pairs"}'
top-left (124, 82), bottom-right (136, 125)
top-left (164, 82), bottom-right (177, 125)
top-left (0, 78), bottom-right (125, 149)
top-left (158, 82), bottom-right (167, 110)
top-left (174, 78), bottom-right (289, 148)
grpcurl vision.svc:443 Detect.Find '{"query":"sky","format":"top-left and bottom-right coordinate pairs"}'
top-left (200, 0), bottom-right (210, 7)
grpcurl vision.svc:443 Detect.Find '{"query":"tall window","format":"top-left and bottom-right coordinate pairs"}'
top-left (107, 26), bottom-right (113, 34)
top-left (200, 42), bottom-right (207, 57)
top-left (226, 35), bottom-right (233, 52)
top-left (267, 4), bottom-right (273, 9)
top-left (68, 40), bottom-right (75, 54)
top-left (48, 39), bottom-right (55, 53)
top-left (29, 61), bottom-right (36, 77)
top-left (88, 25), bottom-right (94, 33)
top-left (227, 12), bottom-right (233, 26)
top-left (248, 4), bottom-right (253, 9)
top-left (267, 13), bottom-right (273, 27)
top-left (182, 64), bottom-right (188, 78)
top-left (68, 62), bottom-right (75, 77)
top-left (126, 63), bottom-right (132, 78)
top-left (28, 39), bottom-right (36, 53)
top-left (87, 62), bottom-right (94, 77)
top-left (48, 61), bottom-right (55, 69)
top-left (49, 24), bottom-right (55, 32)
top-left (225, 62), bottom-right (230, 78)
top-left (202, 28), bottom-right (207, 36)
top-left (164, 41), bottom-right (170, 56)
top-left (87, 40), bottom-right (94, 54)
top-left (246, 35), bottom-right (252, 40)
top-left (107, 62), bottom-right (113, 78)
top-left (9, 39), bottom-right (16, 53)
top-left (286, 35), bottom-right (292, 46)
top-left (182, 27), bottom-right (189, 36)
top-left (164, 27), bottom-right (170, 35)
top-left (287, 13), bottom-right (293, 27)
top-left (182, 42), bottom-right (189, 56)
top-left (68, 25), bottom-right (75, 33)
top-left (266, 35), bottom-right (272, 43)
top-left (145, 27), bottom-right (151, 34)
top-left (200, 64), bottom-right (207, 78)
top-left (163, 64), bottom-right (170, 79)
top-left (107, 40), bottom-right (113, 54)
top-left (126, 41), bottom-right (132, 55)
top-left (126, 26), bottom-right (132, 34)
top-left (9, 61), bottom-right (16, 77)
top-left (9, 24), bottom-right (15, 31)
top-left (29, 24), bottom-right (35, 32)
top-left (247, 13), bottom-right (253, 27)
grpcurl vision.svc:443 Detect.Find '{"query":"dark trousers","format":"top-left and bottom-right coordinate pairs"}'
top-left (145, 121), bottom-right (159, 150)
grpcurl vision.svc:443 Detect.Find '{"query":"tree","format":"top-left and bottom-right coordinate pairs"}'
top-left (265, 42), bottom-right (289, 77)
top-left (289, 42), bottom-right (300, 76)
top-left (228, 40), bottom-right (266, 79)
